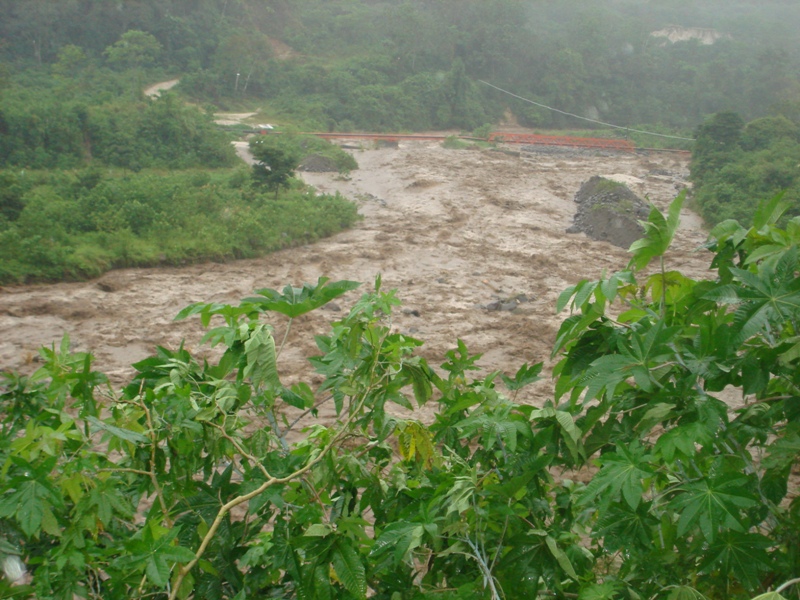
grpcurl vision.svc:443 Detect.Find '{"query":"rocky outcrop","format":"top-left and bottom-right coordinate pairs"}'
top-left (567, 176), bottom-right (649, 249)
top-left (298, 154), bottom-right (340, 172)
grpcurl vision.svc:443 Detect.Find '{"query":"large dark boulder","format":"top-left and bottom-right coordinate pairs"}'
top-left (567, 176), bottom-right (649, 248)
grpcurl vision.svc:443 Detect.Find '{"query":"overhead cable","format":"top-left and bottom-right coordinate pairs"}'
top-left (478, 80), bottom-right (696, 142)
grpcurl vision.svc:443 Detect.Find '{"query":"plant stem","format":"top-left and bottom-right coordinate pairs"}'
top-left (167, 329), bottom-right (390, 600)
top-left (139, 394), bottom-right (173, 527)
top-left (276, 317), bottom-right (292, 359)
top-left (660, 254), bottom-right (667, 318)
top-left (776, 577), bottom-right (800, 594)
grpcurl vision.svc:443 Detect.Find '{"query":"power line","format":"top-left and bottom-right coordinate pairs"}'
top-left (478, 80), bottom-right (696, 142)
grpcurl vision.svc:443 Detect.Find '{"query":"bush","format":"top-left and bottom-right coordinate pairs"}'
top-left (1, 198), bottom-right (799, 599)
top-left (0, 168), bottom-right (360, 283)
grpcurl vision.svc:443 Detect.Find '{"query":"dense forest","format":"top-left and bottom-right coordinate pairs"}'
top-left (2, 0), bottom-right (800, 134)
top-left (691, 112), bottom-right (800, 226)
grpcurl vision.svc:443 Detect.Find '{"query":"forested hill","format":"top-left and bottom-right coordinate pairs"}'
top-left (2, 0), bottom-right (800, 134)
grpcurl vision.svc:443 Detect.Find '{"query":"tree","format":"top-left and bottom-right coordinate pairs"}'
top-left (103, 30), bottom-right (162, 100)
top-left (52, 44), bottom-right (87, 78)
top-left (103, 30), bottom-right (162, 71)
top-left (249, 137), bottom-right (300, 197)
top-left (690, 111), bottom-right (745, 183)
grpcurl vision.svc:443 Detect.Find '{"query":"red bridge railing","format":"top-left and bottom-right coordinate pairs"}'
top-left (259, 131), bottom-right (643, 152)
top-left (487, 132), bottom-right (636, 152)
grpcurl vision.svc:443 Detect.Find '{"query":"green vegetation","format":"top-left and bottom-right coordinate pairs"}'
top-left (1, 198), bottom-right (799, 599)
top-left (4, 1), bottom-right (800, 136)
top-left (250, 139), bottom-right (301, 198)
top-left (2, 2), bottom-right (800, 597)
top-left (441, 135), bottom-right (471, 150)
top-left (690, 112), bottom-right (800, 226)
top-left (0, 14), bottom-right (371, 285)
top-left (0, 87), bottom-right (236, 171)
top-left (0, 168), bottom-right (360, 284)
top-left (251, 132), bottom-right (359, 174)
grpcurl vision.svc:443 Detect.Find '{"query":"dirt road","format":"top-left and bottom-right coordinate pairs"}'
top-left (0, 142), bottom-right (705, 410)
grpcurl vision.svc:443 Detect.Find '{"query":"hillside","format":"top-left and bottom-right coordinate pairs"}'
top-left (2, 0), bottom-right (800, 136)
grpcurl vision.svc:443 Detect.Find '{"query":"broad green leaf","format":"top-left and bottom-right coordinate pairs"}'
top-left (635, 403), bottom-right (674, 434)
top-left (698, 532), bottom-right (772, 591)
top-left (555, 410), bottom-right (583, 462)
top-left (557, 284), bottom-right (580, 313)
top-left (594, 501), bottom-right (655, 551)
top-left (1, 480), bottom-right (56, 537)
top-left (578, 443), bottom-right (653, 510)
top-left (726, 249), bottom-right (800, 344)
top-left (305, 523), bottom-right (334, 537)
top-left (370, 522), bottom-right (424, 565)
top-left (744, 244), bottom-right (791, 266)
top-left (579, 354), bottom-right (637, 401)
top-left (243, 324), bottom-right (280, 390)
top-left (628, 192), bottom-right (685, 271)
top-left (655, 422), bottom-right (713, 462)
top-left (672, 474), bottom-right (759, 542)
top-left (444, 475), bottom-right (476, 515)
top-left (87, 416), bottom-right (148, 444)
top-left (545, 535), bottom-right (578, 580)
top-left (247, 278), bottom-right (361, 318)
top-left (752, 191), bottom-right (790, 231)
top-left (646, 270), bottom-right (696, 306)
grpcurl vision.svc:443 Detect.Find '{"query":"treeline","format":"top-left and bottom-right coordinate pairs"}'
top-left (0, 88), bottom-right (236, 170)
top-left (0, 26), bottom-right (236, 170)
top-left (2, 1), bottom-right (800, 133)
top-left (690, 112), bottom-right (800, 226)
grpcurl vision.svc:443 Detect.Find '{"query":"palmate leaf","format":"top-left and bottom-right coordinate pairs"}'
top-left (727, 248), bottom-right (800, 344)
top-left (576, 320), bottom-right (677, 400)
top-left (500, 361), bottom-right (543, 391)
top-left (579, 354), bottom-right (640, 401)
top-left (115, 523), bottom-right (196, 588)
top-left (0, 468), bottom-right (63, 538)
top-left (654, 421), bottom-right (714, 462)
top-left (670, 474), bottom-right (759, 542)
top-left (594, 500), bottom-right (656, 552)
top-left (556, 271), bottom-right (636, 315)
top-left (578, 581), bottom-right (621, 600)
top-left (698, 531), bottom-right (772, 591)
top-left (245, 277), bottom-right (361, 318)
top-left (578, 442), bottom-right (654, 510)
